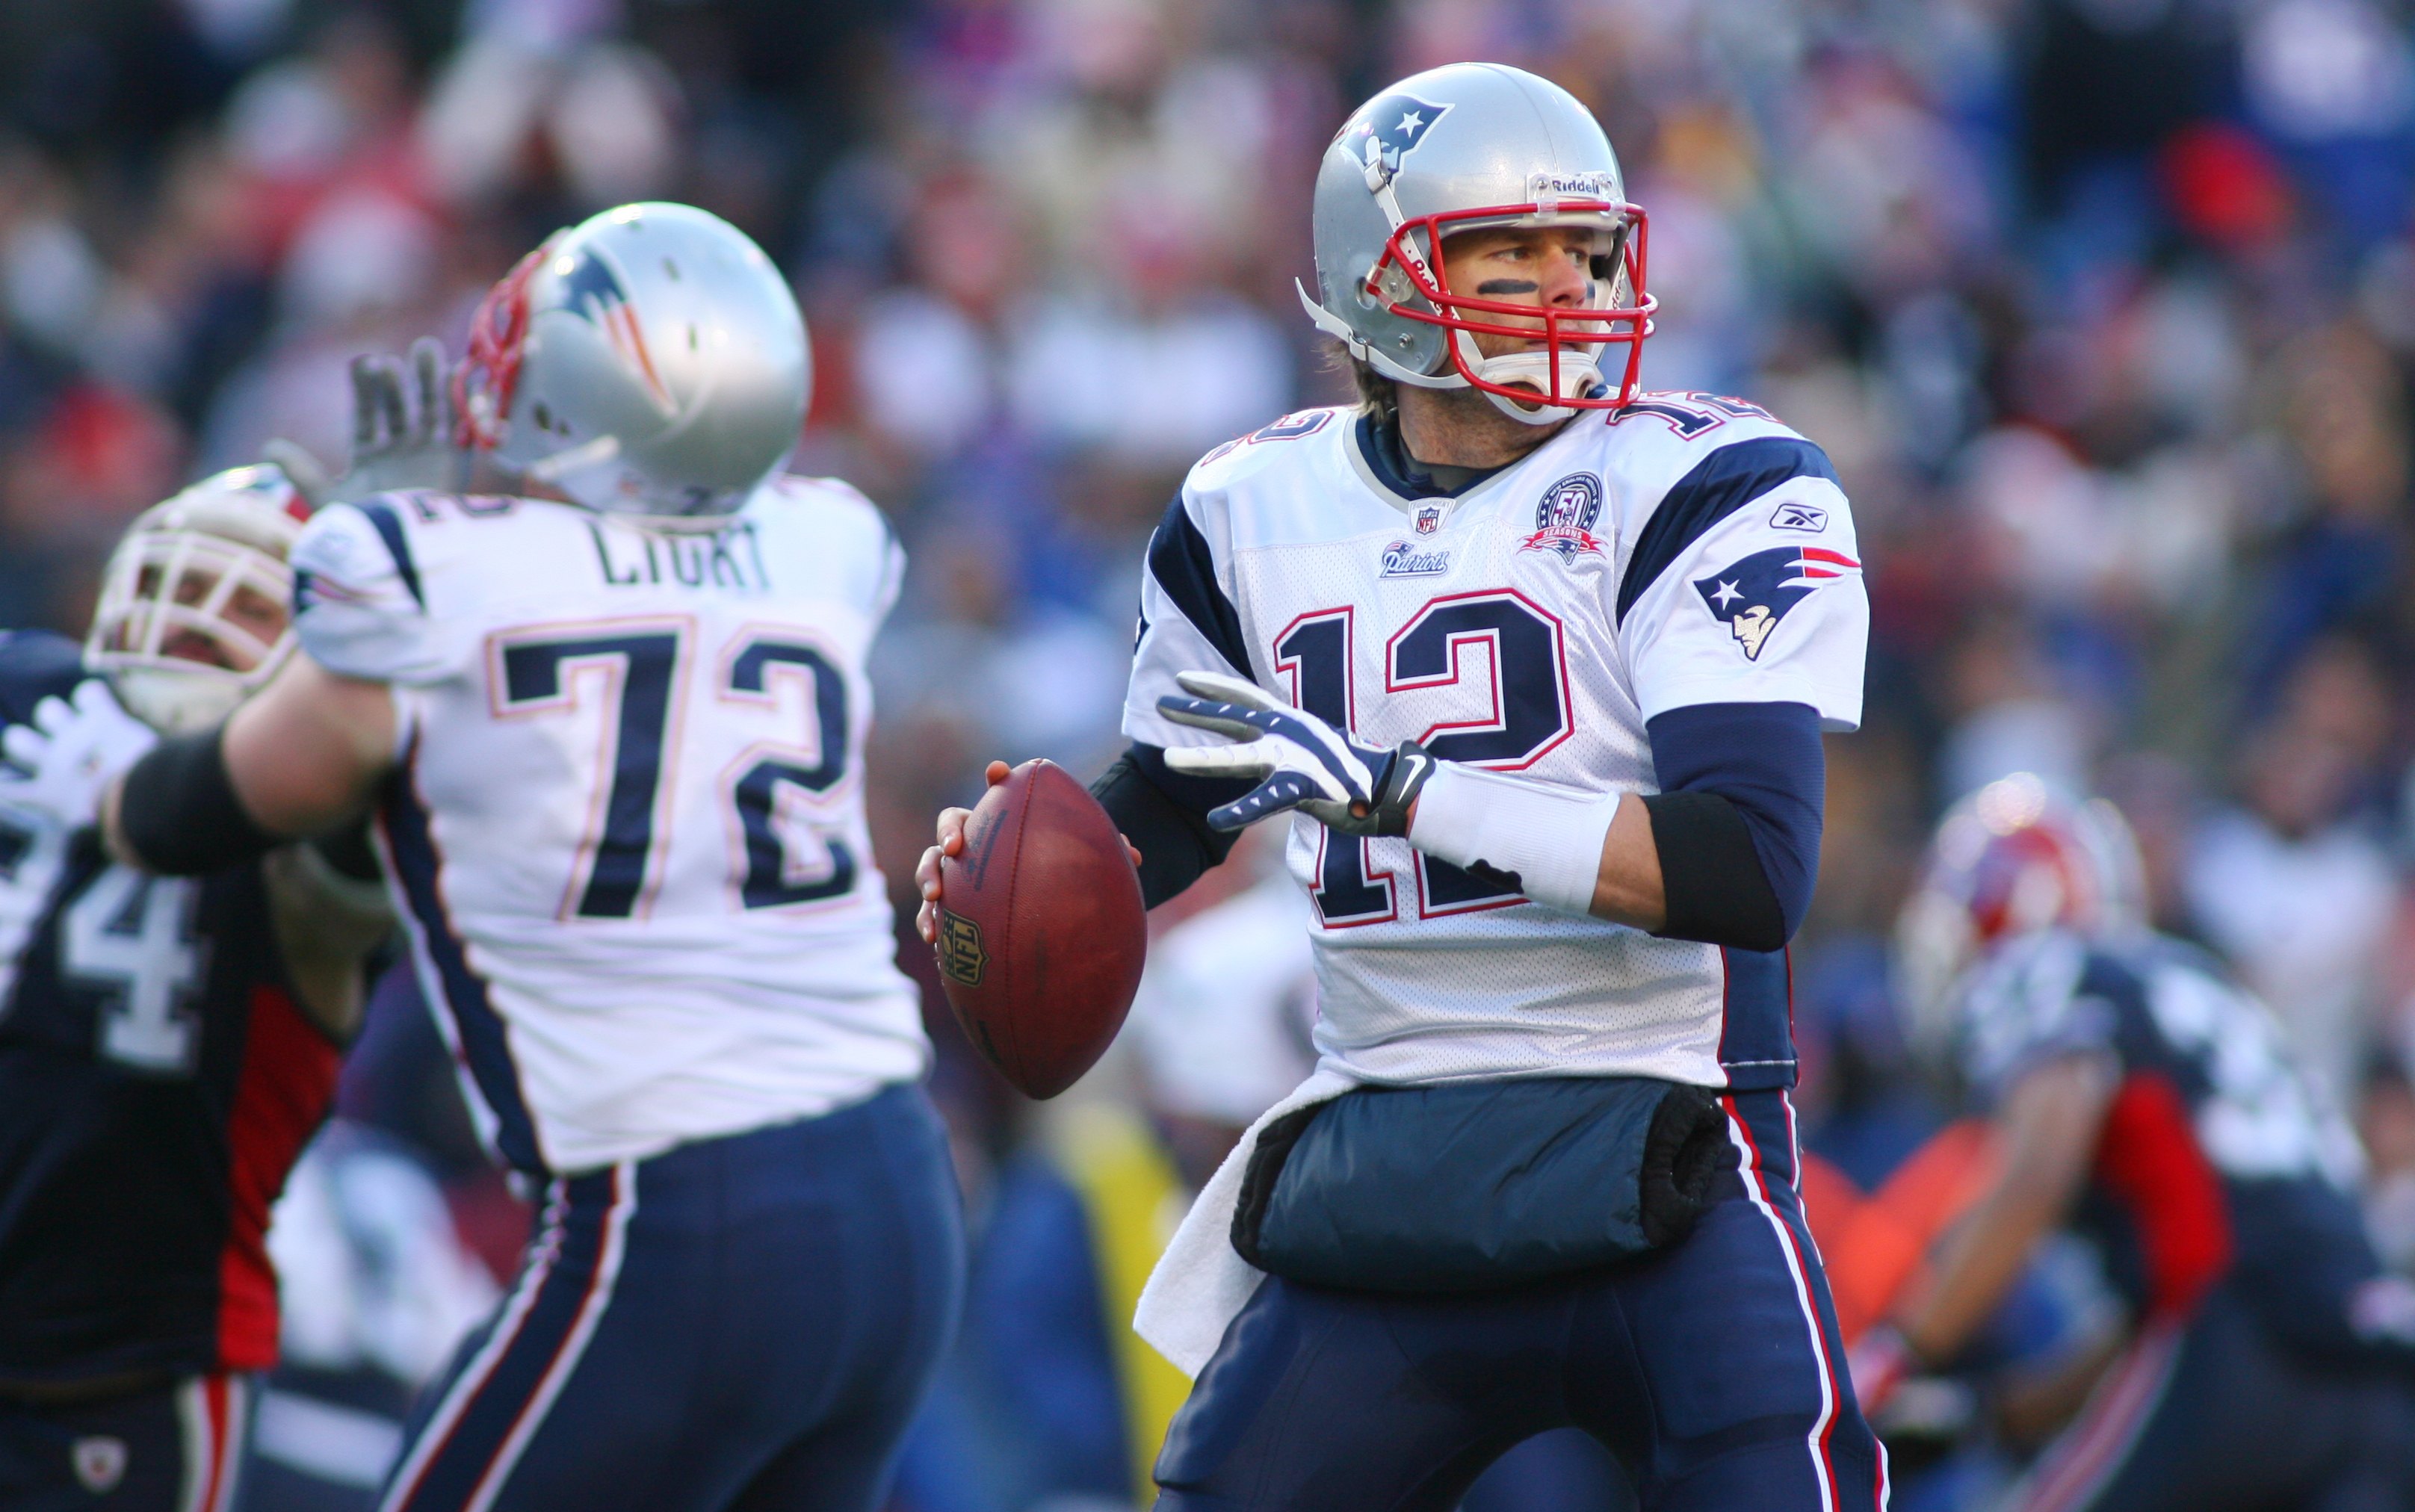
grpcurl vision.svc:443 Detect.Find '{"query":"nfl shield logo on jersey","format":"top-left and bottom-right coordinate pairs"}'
top-left (72, 1436), bottom-right (126, 1493)
top-left (1695, 545), bottom-right (1860, 660)
top-left (1518, 473), bottom-right (1606, 562)
top-left (1414, 505), bottom-right (1443, 536)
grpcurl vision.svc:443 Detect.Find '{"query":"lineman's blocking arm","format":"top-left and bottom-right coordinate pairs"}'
top-left (104, 654), bottom-right (398, 875)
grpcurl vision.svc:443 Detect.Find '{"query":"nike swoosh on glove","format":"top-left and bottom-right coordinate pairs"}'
top-left (1157, 670), bottom-right (1435, 835)
top-left (0, 680), bottom-right (160, 831)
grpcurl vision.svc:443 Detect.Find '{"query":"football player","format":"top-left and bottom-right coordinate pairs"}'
top-left (1867, 774), bottom-right (2415, 1510)
top-left (33, 204), bottom-right (962, 1511)
top-left (921, 62), bottom-right (1883, 1510)
top-left (0, 465), bottom-right (392, 1511)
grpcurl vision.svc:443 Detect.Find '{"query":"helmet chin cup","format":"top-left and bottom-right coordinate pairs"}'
top-left (111, 663), bottom-right (253, 736)
top-left (1462, 339), bottom-right (1608, 425)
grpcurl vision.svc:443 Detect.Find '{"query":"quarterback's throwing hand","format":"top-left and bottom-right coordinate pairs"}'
top-left (0, 681), bottom-right (158, 831)
top-left (1158, 670), bottom-right (1434, 835)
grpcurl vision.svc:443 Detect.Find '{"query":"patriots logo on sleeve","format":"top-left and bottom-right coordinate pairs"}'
top-left (1694, 546), bottom-right (1860, 661)
top-left (1346, 92), bottom-right (1452, 187)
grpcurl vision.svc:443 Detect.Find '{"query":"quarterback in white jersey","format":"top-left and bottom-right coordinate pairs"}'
top-left (1124, 388), bottom-right (1864, 1092)
top-left (90, 205), bottom-right (962, 1512)
top-left (917, 62), bottom-right (1882, 1511)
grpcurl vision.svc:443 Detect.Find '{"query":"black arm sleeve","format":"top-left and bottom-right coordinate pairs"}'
top-left (1089, 742), bottom-right (1256, 908)
top-left (118, 725), bottom-right (282, 877)
top-left (1639, 701), bottom-right (1825, 952)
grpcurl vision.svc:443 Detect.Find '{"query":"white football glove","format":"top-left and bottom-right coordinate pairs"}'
top-left (1157, 670), bottom-right (1435, 835)
top-left (0, 680), bottom-right (159, 831)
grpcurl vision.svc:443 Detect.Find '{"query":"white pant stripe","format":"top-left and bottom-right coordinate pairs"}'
top-left (463, 1162), bottom-right (638, 1512)
top-left (2016, 1323), bottom-right (2182, 1512)
top-left (377, 1180), bottom-right (571, 1512)
top-left (1725, 1100), bottom-right (1842, 1512)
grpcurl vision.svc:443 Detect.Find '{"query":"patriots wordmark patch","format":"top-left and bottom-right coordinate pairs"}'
top-left (1695, 546), bottom-right (1860, 660)
top-left (1519, 472), bottom-right (1607, 562)
top-left (1380, 541), bottom-right (1450, 577)
top-left (1347, 92), bottom-right (1453, 186)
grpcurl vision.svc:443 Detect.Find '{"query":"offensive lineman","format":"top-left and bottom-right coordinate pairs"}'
top-left (0, 465), bottom-right (390, 1511)
top-left (921, 63), bottom-right (1881, 1509)
top-left (1873, 775), bottom-right (2415, 1510)
top-left (26, 204), bottom-right (962, 1511)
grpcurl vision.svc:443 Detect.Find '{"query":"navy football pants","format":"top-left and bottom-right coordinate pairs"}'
top-left (1153, 1089), bottom-right (1886, 1512)
top-left (374, 1085), bottom-right (963, 1512)
top-left (2004, 1284), bottom-right (2415, 1512)
top-left (0, 1375), bottom-right (249, 1511)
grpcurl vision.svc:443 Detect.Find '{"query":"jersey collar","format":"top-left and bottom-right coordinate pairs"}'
top-left (1349, 415), bottom-right (1512, 508)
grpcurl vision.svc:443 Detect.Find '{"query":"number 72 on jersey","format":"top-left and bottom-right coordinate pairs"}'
top-left (488, 622), bottom-right (859, 919)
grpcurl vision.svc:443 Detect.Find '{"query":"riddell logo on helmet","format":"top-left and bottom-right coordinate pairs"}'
top-left (1526, 171), bottom-right (1618, 204)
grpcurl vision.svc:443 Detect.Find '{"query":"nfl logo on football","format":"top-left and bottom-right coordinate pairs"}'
top-left (1518, 472), bottom-right (1607, 562)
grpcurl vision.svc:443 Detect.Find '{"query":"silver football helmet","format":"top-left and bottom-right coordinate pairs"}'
top-left (453, 202), bottom-right (809, 522)
top-left (1300, 63), bottom-right (1654, 424)
top-left (85, 463), bottom-right (309, 734)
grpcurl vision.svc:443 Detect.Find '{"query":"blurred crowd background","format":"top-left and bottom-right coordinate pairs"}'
top-left (6, 0), bottom-right (2415, 1507)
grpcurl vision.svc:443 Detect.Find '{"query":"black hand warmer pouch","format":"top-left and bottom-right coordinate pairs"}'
top-left (1231, 1076), bottom-right (1733, 1293)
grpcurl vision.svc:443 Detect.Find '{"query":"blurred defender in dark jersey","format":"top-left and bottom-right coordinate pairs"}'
top-left (0, 465), bottom-right (391, 1511)
top-left (1864, 773), bottom-right (2415, 1512)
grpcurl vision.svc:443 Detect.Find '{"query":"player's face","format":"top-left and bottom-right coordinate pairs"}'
top-left (1438, 226), bottom-right (1598, 360)
top-left (137, 562), bottom-right (288, 672)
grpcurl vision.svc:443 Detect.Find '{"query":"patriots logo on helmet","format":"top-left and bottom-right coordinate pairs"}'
top-left (1695, 545), bottom-right (1860, 660)
top-left (1347, 91), bottom-right (1453, 188)
top-left (551, 248), bottom-right (672, 412)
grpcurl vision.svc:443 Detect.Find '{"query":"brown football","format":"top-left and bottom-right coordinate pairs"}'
top-left (934, 759), bottom-right (1147, 1099)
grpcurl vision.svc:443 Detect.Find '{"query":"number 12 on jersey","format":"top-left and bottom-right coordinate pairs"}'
top-left (494, 623), bottom-right (856, 919)
top-left (1273, 590), bottom-right (1572, 926)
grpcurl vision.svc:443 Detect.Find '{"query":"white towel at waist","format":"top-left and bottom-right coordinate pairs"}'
top-left (1133, 1065), bottom-right (1361, 1378)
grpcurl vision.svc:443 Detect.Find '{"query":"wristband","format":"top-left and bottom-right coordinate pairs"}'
top-left (1405, 763), bottom-right (1621, 916)
top-left (118, 725), bottom-right (281, 877)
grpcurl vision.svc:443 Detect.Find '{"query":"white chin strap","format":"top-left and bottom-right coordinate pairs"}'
top-left (1453, 331), bottom-right (1607, 426)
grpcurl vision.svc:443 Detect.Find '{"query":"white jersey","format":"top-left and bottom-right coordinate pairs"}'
top-left (1124, 397), bottom-right (1867, 1091)
top-left (290, 477), bottom-right (927, 1173)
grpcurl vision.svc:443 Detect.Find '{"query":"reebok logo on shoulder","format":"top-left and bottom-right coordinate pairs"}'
top-left (1769, 502), bottom-right (1826, 533)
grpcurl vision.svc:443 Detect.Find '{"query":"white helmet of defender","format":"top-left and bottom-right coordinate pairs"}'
top-left (452, 202), bottom-right (810, 524)
top-left (1299, 63), bottom-right (1655, 424)
top-left (84, 463), bottom-right (309, 734)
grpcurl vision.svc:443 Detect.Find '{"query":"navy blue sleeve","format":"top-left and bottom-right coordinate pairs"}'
top-left (1645, 701), bottom-right (1825, 942)
top-left (0, 630), bottom-right (93, 728)
top-left (1091, 741), bottom-right (1254, 908)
